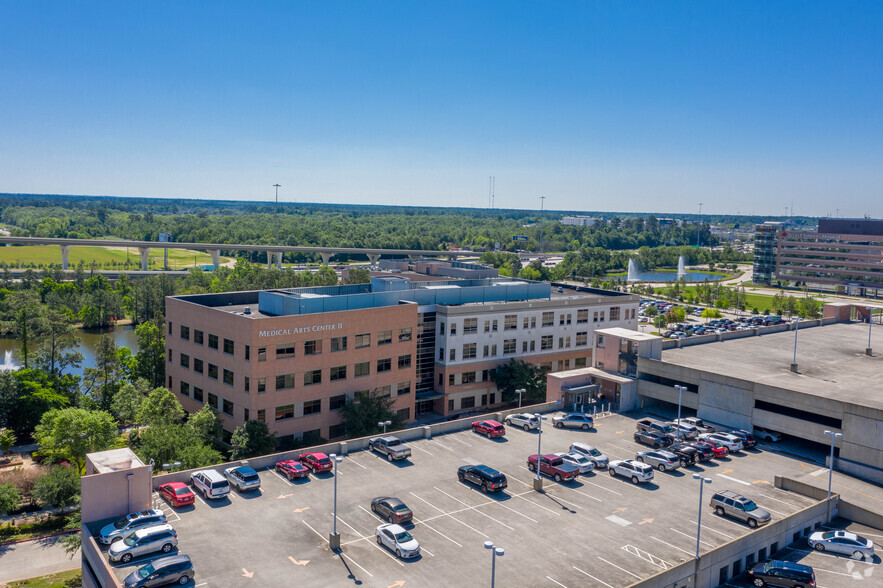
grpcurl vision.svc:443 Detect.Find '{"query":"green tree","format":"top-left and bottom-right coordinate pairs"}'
top-left (7, 291), bottom-right (42, 369)
top-left (0, 428), bottom-right (15, 456)
top-left (0, 369), bottom-right (69, 438)
top-left (230, 420), bottom-right (277, 460)
top-left (653, 315), bottom-right (668, 330)
top-left (490, 359), bottom-right (546, 405)
top-left (133, 424), bottom-right (221, 470)
top-left (81, 335), bottom-right (121, 410)
top-left (60, 501), bottom-right (81, 558)
top-left (666, 306), bottom-right (687, 324)
top-left (111, 379), bottom-right (151, 424)
top-left (0, 482), bottom-right (19, 515)
top-left (339, 390), bottom-right (402, 438)
top-left (187, 405), bottom-right (223, 446)
top-left (33, 464), bottom-right (80, 507)
top-left (643, 305), bottom-right (658, 318)
top-left (136, 387), bottom-right (185, 427)
top-left (33, 308), bottom-right (83, 380)
top-left (701, 308), bottom-right (722, 321)
top-left (133, 322), bottom-right (165, 388)
top-left (342, 268), bottom-right (371, 285)
top-left (34, 408), bottom-right (118, 473)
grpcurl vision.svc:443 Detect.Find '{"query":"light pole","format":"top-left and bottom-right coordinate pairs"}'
top-left (329, 453), bottom-right (344, 550)
top-left (484, 541), bottom-right (505, 588)
top-left (673, 385), bottom-right (687, 440)
top-left (162, 461), bottom-right (182, 473)
top-left (515, 388), bottom-right (525, 409)
top-left (866, 307), bottom-right (873, 356)
top-left (692, 474), bottom-right (712, 560)
top-left (533, 413), bottom-right (546, 491)
top-left (378, 420), bottom-right (392, 434)
top-left (273, 184), bottom-right (281, 247)
top-left (790, 314), bottom-right (800, 373)
top-left (824, 430), bottom-right (842, 501)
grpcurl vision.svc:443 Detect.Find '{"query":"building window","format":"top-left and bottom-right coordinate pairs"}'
top-left (541, 335), bottom-right (554, 350)
top-left (483, 345), bottom-right (489, 358)
top-left (484, 320), bottom-right (491, 333)
top-left (439, 374), bottom-right (444, 386)
top-left (503, 339), bottom-right (516, 354)
top-left (562, 359), bottom-right (571, 370)
top-left (504, 315), bottom-right (517, 330)
top-left (330, 365), bottom-right (347, 381)
top-left (596, 335), bottom-right (605, 348)
top-left (244, 407), bottom-right (249, 421)
top-left (376, 385), bottom-right (391, 397)
top-left (257, 409), bottom-right (265, 422)
top-left (223, 338), bottom-right (234, 355)
top-left (577, 309), bottom-right (588, 323)
top-left (329, 423), bottom-right (347, 439)
top-left (168, 321), bottom-right (173, 334)
top-left (355, 333), bottom-right (371, 348)
top-left (600, 311), bottom-right (605, 322)
top-left (566, 313), bottom-right (572, 324)
top-left (481, 369), bottom-right (489, 382)
top-left (222, 399), bottom-right (234, 416)
top-left (167, 349), bottom-right (172, 362)
top-left (574, 357), bottom-right (587, 368)
top-left (194, 330), bottom-right (204, 345)
top-left (462, 371), bottom-right (476, 384)
top-left (398, 354), bottom-right (412, 368)
top-left (523, 317), bottom-right (530, 329)
top-left (276, 342), bottom-right (295, 359)
top-left (397, 381), bottom-right (411, 395)
top-left (439, 348), bottom-right (445, 361)
top-left (180, 353), bottom-right (189, 369)
top-left (275, 404), bottom-right (294, 421)
top-left (593, 311), bottom-right (599, 323)
top-left (397, 407), bottom-right (410, 421)
top-left (399, 327), bottom-right (412, 342)
top-left (304, 339), bottom-right (322, 355)
top-left (559, 337), bottom-right (571, 348)
top-left (223, 369), bottom-right (234, 386)
top-left (244, 376), bottom-right (250, 393)
top-left (448, 399), bottom-right (454, 411)
top-left (303, 370), bottom-right (322, 386)
top-left (303, 399), bottom-right (321, 416)
top-left (461, 396), bottom-right (476, 409)
top-left (522, 341), bottom-right (528, 353)
top-left (276, 373), bottom-right (295, 390)
top-left (530, 340), bottom-right (535, 352)
top-left (377, 358), bottom-right (392, 373)
top-left (542, 312), bottom-right (554, 327)
top-left (481, 394), bottom-right (487, 406)
top-left (449, 323), bottom-right (457, 335)
top-left (208, 334), bottom-right (218, 350)
top-left (539, 362), bottom-right (553, 373)
top-left (463, 318), bottom-right (478, 334)
top-left (462, 344), bottom-right (476, 359)
top-left (193, 358), bottom-right (203, 373)
top-left (492, 344), bottom-right (498, 356)
top-left (258, 346), bottom-right (267, 361)
top-left (449, 348), bottom-right (456, 361)
top-left (329, 394), bottom-right (347, 411)
top-left (576, 332), bottom-right (588, 346)
top-left (208, 364), bottom-right (218, 379)
top-left (331, 336), bottom-right (347, 352)
top-left (449, 374), bottom-right (455, 386)
top-left (610, 307), bottom-right (621, 321)
top-left (180, 382), bottom-right (190, 397)
top-left (180, 325), bottom-right (190, 340)
top-left (559, 314), bottom-right (565, 326)
top-left (245, 345), bottom-right (250, 360)
top-left (208, 393), bottom-right (218, 410)
top-left (257, 377), bottom-right (266, 393)
top-left (439, 322), bottom-right (446, 336)
top-left (378, 330), bottom-right (393, 345)
top-left (355, 361), bottom-right (370, 377)
top-left (193, 387), bottom-right (203, 402)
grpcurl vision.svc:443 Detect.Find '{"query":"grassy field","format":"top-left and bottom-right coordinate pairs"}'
top-left (7, 569), bottom-right (81, 588)
top-left (660, 285), bottom-right (777, 313)
top-left (0, 245), bottom-right (231, 269)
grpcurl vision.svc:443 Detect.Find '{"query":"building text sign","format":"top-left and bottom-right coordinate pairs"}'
top-left (259, 323), bottom-right (343, 337)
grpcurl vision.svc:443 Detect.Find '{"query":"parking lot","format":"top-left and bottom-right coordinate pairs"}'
top-left (99, 411), bottom-right (876, 587)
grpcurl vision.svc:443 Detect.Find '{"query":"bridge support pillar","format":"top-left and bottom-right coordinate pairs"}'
top-left (266, 251), bottom-right (273, 269)
top-left (208, 249), bottom-right (221, 269)
top-left (274, 251), bottom-right (283, 268)
top-left (367, 254), bottom-right (381, 266)
top-left (138, 247), bottom-right (150, 271)
top-left (60, 245), bottom-right (71, 270)
top-left (447, 254), bottom-right (459, 261)
top-left (320, 252), bottom-right (333, 265)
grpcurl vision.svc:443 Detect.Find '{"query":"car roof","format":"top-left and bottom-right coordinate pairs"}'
top-left (134, 523), bottom-right (173, 538)
top-left (472, 464), bottom-right (503, 476)
top-left (379, 523), bottom-right (407, 533)
top-left (303, 452), bottom-right (328, 458)
top-left (770, 560), bottom-right (813, 572)
top-left (232, 466), bottom-right (257, 474)
top-left (148, 554), bottom-right (191, 568)
top-left (571, 442), bottom-right (598, 450)
top-left (479, 420), bottom-right (504, 426)
top-left (160, 481), bottom-right (188, 489)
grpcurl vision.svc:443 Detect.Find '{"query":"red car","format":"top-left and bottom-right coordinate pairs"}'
top-left (300, 452), bottom-right (334, 473)
top-left (695, 440), bottom-right (729, 458)
top-left (472, 420), bottom-right (506, 438)
top-left (276, 459), bottom-right (310, 480)
top-left (158, 482), bottom-right (195, 507)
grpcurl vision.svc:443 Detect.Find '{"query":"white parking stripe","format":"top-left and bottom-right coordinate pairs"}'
top-left (546, 576), bottom-right (568, 587)
top-left (408, 443), bottom-right (434, 456)
top-left (580, 478), bottom-right (622, 496)
top-left (406, 496), bottom-right (490, 538)
top-left (490, 497), bottom-right (540, 523)
top-left (427, 438), bottom-right (456, 451)
top-left (607, 443), bottom-right (637, 455)
top-left (716, 473), bottom-right (752, 486)
top-left (822, 525), bottom-right (883, 539)
top-left (689, 520), bottom-right (735, 539)
top-left (514, 493), bottom-right (562, 516)
top-left (573, 566), bottom-right (614, 588)
top-left (301, 520), bottom-right (326, 542)
top-left (337, 551), bottom-right (374, 578)
top-left (762, 505), bottom-right (787, 517)
top-left (650, 535), bottom-right (695, 557)
top-left (567, 487), bottom-right (603, 503)
top-left (670, 527), bottom-right (713, 547)
top-left (497, 470), bottom-right (534, 488)
top-left (446, 435), bottom-right (473, 447)
top-left (542, 491), bottom-right (582, 510)
top-left (192, 491), bottom-right (208, 507)
top-left (345, 456), bottom-right (368, 470)
top-left (597, 557), bottom-right (642, 579)
top-left (759, 493), bottom-right (803, 507)
top-left (433, 487), bottom-right (515, 531)
top-left (270, 469), bottom-right (295, 485)
top-left (409, 492), bottom-right (446, 514)
top-left (413, 518), bottom-right (463, 547)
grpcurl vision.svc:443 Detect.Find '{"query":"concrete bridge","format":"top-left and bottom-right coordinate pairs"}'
top-left (0, 236), bottom-right (477, 270)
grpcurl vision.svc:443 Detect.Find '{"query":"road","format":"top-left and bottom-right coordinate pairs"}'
top-left (0, 534), bottom-right (79, 583)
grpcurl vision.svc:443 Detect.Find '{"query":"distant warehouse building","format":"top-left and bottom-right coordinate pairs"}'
top-left (165, 277), bottom-right (637, 444)
top-left (561, 216), bottom-right (600, 227)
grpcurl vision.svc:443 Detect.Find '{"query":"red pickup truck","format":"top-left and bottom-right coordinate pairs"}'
top-left (527, 454), bottom-right (580, 482)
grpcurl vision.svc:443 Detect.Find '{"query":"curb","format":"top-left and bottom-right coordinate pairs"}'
top-left (0, 528), bottom-right (79, 547)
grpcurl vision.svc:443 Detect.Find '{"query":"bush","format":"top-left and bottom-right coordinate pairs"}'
top-left (33, 465), bottom-right (80, 508)
top-left (0, 482), bottom-right (20, 515)
top-left (0, 467), bottom-right (42, 502)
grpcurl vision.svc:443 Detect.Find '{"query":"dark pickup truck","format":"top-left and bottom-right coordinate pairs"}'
top-left (527, 454), bottom-right (580, 483)
top-left (636, 418), bottom-right (677, 437)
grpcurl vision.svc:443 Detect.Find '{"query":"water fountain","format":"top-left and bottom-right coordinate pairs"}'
top-left (677, 255), bottom-right (686, 279)
top-left (0, 350), bottom-right (18, 371)
top-left (627, 259), bottom-right (639, 282)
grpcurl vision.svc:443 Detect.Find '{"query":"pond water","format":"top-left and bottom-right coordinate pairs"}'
top-left (0, 326), bottom-right (140, 377)
top-left (627, 271), bottom-right (725, 282)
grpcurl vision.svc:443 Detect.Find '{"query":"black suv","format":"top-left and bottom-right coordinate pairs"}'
top-left (457, 465), bottom-right (508, 493)
top-left (634, 430), bottom-right (673, 449)
top-left (747, 560), bottom-right (815, 587)
top-left (686, 441), bottom-right (714, 461)
top-left (668, 442), bottom-right (700, 466)
top-left (729, 429), bottom-right (758, 449)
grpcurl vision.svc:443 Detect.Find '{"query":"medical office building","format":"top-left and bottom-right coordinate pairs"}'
top-left (165, 277), bottom-right (637, 443)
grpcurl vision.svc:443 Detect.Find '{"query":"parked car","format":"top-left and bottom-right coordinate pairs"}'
top-left (680, 417), bottom-right (715, 433)
top-left (753, 427), bottom-right (783, 442)
top-left (709, 490), bottom-right (771, 528)
top-left (636, 418), bottom-right (677, 437)
top-left (504, 413), bottom-right (540, 431)
top-left (527, 454), bottom-right (580, 482)
top-left (375, 523), bottom-right (420, 559)
top-left (608, 460), bottom-right (655, 484)
top-left (552, 413), bottom-right (595, 430)
top-left (635, 450), bottom-right (681, 472)
top-left (698, 433), bottom-right (743, 452)
top-left (634, 430), bottom-right (673, 449)
top-left (224, 466), bottom-right (262, 492)
top-left (667, 442), bottom-right (700, 466)
top-left (99, 510), bottom-right (168, 545)
top-left (457, 464), bottom-right (508, 493)
top-left (276, 459), bottom-right (310, 480)
top-left (554, 452), bottom-right (595, 474)
top-left (728, 429), bottom-right (758, 449)
top-left (808, 530), bottom-right (874, 560)
top-left (123, 554), bottom-right (194, 588)
top-left (190, 469), bottom-right (230, 500)
top-left (158, 483), bottom-right (195, 508)
top-left (299, 452), bottom-right (334, 473)
top-left (108, 524), bottom-right (178, 564)
top-left (371, 497), bottom-right (414, 524)
top-left (685, 441), bottom-right (715, 461)
top-left (569, 442), bottom-right (609, 468)
top-left (747, 560), bottom-right (816, 587)
top-left (696, 438), bottom-right (730, 457)
top-left (472, 420), bottom-right (506, 438)
top-left (368, 436), bottom-right (412, 461)
top-left (667, 421), bottom-right (700, 440)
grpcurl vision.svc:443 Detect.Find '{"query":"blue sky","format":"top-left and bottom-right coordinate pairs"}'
top-left (2, 2), bottom-right (881, 217)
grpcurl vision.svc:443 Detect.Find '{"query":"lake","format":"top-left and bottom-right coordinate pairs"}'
top-left (0, 326), bottom-right (140, 377)
top-left (626, 271), bottom-right (725, 282)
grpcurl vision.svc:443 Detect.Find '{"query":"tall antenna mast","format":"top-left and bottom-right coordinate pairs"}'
top-left (488, 177), bottom-right (492, 208)
top-left (492, 176), bottom-right (495, 208)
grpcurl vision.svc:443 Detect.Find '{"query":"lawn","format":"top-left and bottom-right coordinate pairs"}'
top-left (0, 245), bottom-right (231, 269)
top-left (7, 569), bottom-right (81, 588)
top-left (657, 285), bottom-right (778, 313)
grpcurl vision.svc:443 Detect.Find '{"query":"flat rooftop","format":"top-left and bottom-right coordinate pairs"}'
top-left (658, 322), bottom-right (883, 410)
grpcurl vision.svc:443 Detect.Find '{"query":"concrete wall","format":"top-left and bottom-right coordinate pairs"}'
top-left (82, 534), bottom-right (123, 588)
top-left (698, 380), bottom-right (753, 430)
top-left (81, 465), bottom-right (152, 525)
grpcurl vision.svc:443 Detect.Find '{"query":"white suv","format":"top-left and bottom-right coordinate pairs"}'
top-left (698, 433), bottom-right (744, 452)
top-left (504, 413), bottom-right (539, 431)
top-left (191, 469), bottom-right (230, 499)
top-left (608, 459), bottom-right (655, 484)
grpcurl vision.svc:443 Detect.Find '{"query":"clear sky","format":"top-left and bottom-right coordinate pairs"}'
top-left (2, 1), bottom-right (881, 217)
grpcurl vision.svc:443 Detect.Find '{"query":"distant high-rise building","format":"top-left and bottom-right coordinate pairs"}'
top-left (753, 222), bottom-right (783, 285)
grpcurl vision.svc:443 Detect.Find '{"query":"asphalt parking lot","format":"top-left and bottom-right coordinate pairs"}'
top-left (100, 411), bottom-right (870, 588)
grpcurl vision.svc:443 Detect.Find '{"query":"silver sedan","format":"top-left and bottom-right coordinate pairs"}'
top-left (635, 450), bottom-right (681, 472)
top-left (809, 530), bottom-right (874, 560)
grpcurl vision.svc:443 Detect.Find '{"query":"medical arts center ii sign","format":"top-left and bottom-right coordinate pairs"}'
top-left (258, 323), bottom-right (344, 338)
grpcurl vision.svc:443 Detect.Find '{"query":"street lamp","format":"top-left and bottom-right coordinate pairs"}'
top-left (867, 307), bottom-right (873, 356)
top-left (328, 453), bottom-right (344, 550)
top-left (692, 474), bottom-right (712, 559)
top-left (823, 430), bottom-right (842, 501)
top-left (378, 420), bottom-right (392, 434)
top-left (790, 315), bottom-right (800, 373)
top-left (515, 388), bottom-right (525, 409)
top-left (162, 461), bottom-right (182, 473)
top-left (273, 184), bottom-right (281, 247)
top-left (673, 385), bottom-right (687, 440)
top-left (483, 541), bottom-right (505, 588)
top-left (533, 413), bottom-right (546, 491)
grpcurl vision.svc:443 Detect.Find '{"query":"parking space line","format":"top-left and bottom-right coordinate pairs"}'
top-left (783, 546), bottom-right (876, 566)
top-left (433, 487), bottom-right (516, 531)
top-left (489, 496), bottom-right (540, 523)
top-left (580, 478), bottom-right (622, 496)
top-left (813, 566), bottom-right (861, 577)
top-left (301, 520), bottom-right (326, 542)
top-left (345, 456), bottom-right (368, 470)
top-left (445, 435), bottom-right (473, 447)
top-left (716, 473), bottom-right (752, 486)
top-left (409, 443), bottom-right (434, 456)
top-left (497, 469), bottom-right (534, 488)
top-left (689, 520), bottom-right (735, 539)
top-left (573, 566), bottom-right (614, 588)
top-left (337, 551), bottom-right (374, 578)
top-left (513, 493), bottom-right (562, 516)
top-left (759, 492), bottom-right (806, 507)
top-left (192, 492), bottom-right (208, 507)
top-left (762, 505), bottom-right (788, 517)
top-left (709, 514), bottom-right (750, 529)
top-left (421, 545), bottom-right (435, 557)
top-left (409, 498), bottom-right (490, 538)
top-left (413, 518), bottom-right (463, 547)
top-left (650, 535), bottom-right (694, 557)
top-left (622, 544), bottom-right (673, 569)
top-left (542, 490), bottom-right (583, 510)
top-left (409, 492), bottom-right (446, 514)
top-left (427, 438), bottom-right (456, 451)
top-left (269, 469), bottom-right (295, 485)
top-left (606, 442), bottom-right (636, 456)
top-left (567, 487), bottom-right (603, 503)
top-left (546, 575), bottom-right (568, 587)
top-left (822, 524), bottom-right (883, 539)
top-left (597, 557), bottom-right (642, 580)
top-left (669, 527), bottom-right (713, 547)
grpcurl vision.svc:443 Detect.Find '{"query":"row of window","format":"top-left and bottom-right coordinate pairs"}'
top-left (440, 333), bottom-right (590, 362)
top-left (439, 308), bottom-right (633, 336)
top-left (448, 393), bottom-right (497, 412)
top-left (442, 357), bottom-right (588, 387)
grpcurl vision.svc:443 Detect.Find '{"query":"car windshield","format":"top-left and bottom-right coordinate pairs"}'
top-left (124, 534), bottom-right (138, 546)
top-left (393, 505), bottom-right (410, 513)
top-left (821, 532), bottom-right (835, 539)
top-left (174, 487), bottom-right (189, 496)
top-left (394, 531), bottom-right (413, 543)
top-left (387, 439), bottom-right (401, 446)
top-left (137, 564), bottom-right (156, 579)
top-left (589, 448), bottom-right (601, 456)
top-left (113, 516), bottom-right (130, 530)
top-left (317, 458), bottom-right (331, 465)
top-left (743, 501), bottom-right (758, 511)
top-left (242, 474), bottom-right (259, 482)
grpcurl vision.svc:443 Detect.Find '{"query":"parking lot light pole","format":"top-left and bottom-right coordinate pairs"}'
top-left (674, 385), bottom-right (687, 440)
top-left (378, 420), bottom-right (391, 434)
top-left (692, 474), bottom-right (712, 559)
top-left (791, 316), bottom-right (800, 372)
top-left (329, 453), bottom-right (344, 550)
top-left (867, 307), bottom-right (873, 356)
top-left (533, 413), bottom-right (545, 491)
top-left (824, 430), bottom-right (842, 501)
top-left (484, 541), bottom-right (504, 588)
top-left (515, 388), bottom-right (525, 409)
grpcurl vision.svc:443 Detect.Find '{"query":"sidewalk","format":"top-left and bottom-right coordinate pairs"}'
top-left (0, 534), bottom-right (79, 583)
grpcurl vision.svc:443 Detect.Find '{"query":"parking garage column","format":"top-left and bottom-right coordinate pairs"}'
top-left (320, 252), bottom-right (333, 265)
top-left (138, 247), bottom-right (150, 270)
top-left (208, 249), bottom-right (221, 269)
top-left (60, 245), bottom-right (71, 270)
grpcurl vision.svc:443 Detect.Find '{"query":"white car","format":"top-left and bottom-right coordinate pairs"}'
top-left (698, 433), bottom-right (743, 452)
top-left (753, 427), bottom-right (783, 442)
top-left (554, 452), bottom-right (595, 474)
top-left (569, 442), bottom-right (609, 468)
top-left (375, 523), bottom-right (420, 559)
top-left (667, 421), bottom-right (700, 439)
top-left (504, 413), bottom-right (540, 431)
top-left (809, 530), bottom-right (874, 560)
top-left (608, 460), bottom-right (654, 484)
top-left (681, 417), bottom-right (715, 433)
